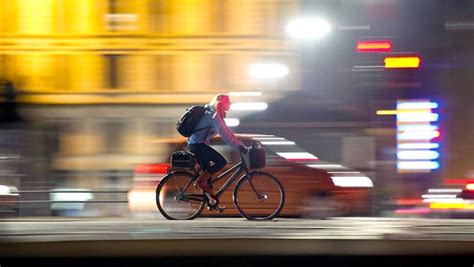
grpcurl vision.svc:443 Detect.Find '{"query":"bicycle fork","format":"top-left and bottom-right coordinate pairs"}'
top-left (246, 175), bottom-right (268, 201)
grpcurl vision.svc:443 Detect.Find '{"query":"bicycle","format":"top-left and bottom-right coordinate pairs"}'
top-left (155, 144), bottom-right (285, 220)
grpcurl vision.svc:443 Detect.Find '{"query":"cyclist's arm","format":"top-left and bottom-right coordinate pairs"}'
top-left (211, 114), bottom-right (245, 149)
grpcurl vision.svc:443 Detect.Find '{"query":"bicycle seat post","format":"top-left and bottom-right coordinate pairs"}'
top-left (240, 152), bottom-right (249, 173)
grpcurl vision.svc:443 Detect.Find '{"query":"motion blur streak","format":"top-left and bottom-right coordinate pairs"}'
top-left (397, 102), bottom-right (439, 109)
top-left (0, 185), bottom-right (10, 195)
top-left (277, 152), bottom-right (319, 161)
top-left (396, 113), bottom-right (439, 122)
top-left (286, 17), bottom-right (331, 39)
top-left (260, 141), bottom-right (296, 145)
top-left (398, 143), bottom-right (440, 149)
top-left (397, 161), bottom-right (440, 170)
top-left (330, 176), bottom-right (374, 188)
top-left (128, 191), bottom-right (155, 211)
top-left (228, 92), bottom-right (262, 97)
top-left (224, 118), bottom-right (240, 127)
top-left (430, 202), bottom-right (474, 210)
top-left (252, 137), bottom-right (285, 140)
top-left (247, 63), bottom-right (289, 79)
top-left (356, 40), bottom-right (392, 52)
top-left (384, 56), bottom-right (421, 68)
top-left (397, 130), bottom-right (440, 140)
top-left (231, 102), bottom-right (268, 111)
top-left (428, 188), bottom-right (462, 193)
top-left (377, 109), bottom-right (435, 115)
top-left (397, 150), bottom-right (439, 160)
top-left (397, 125), bottom-right (439, 131)
top-left (421, 194), bottom-right (457, 199)
top-left (308, 164), bottom-right (343, 169)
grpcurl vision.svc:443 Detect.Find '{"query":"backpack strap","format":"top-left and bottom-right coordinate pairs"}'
top-left (191, 106), bottom-right (212, 135)
top-left (192, 126), bottom-right (210, 134)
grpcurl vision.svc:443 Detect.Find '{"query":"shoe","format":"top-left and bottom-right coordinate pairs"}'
top-left (204, 192), bottom-right (217, 206)
top-left (198, 180), bottom-right (217, 206)
top-left (203, 192), bottom-right (225, 213)
top-left (207, 204), bottom-right (225, 213)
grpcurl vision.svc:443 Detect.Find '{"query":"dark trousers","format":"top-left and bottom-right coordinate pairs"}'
top-left (189, 143), bottom-right (227, 174)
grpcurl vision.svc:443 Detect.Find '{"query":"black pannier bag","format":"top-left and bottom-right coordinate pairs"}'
top-left (249, 143), bottom-right (265, 169)
top-left (170, 150), bottom-right (197, 170)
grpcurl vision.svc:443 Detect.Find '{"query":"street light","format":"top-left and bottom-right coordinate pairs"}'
top-left (286, 17), bottom-right (331, 40)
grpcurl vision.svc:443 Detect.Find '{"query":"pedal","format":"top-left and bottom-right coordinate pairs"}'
top-left (216, 205), bottom-right (225, 213)
top-left (207, 205), bottom-right (225, 213)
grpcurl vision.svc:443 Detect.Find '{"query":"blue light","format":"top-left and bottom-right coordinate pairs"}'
top-left (397, 143), bottom-right (440, 149)
top-left (397, 125), bottom-right (438, 131)
top-left (397, 150), bottom-right (440, 160)
top-left (397, 130), bottom-right (440, 140)
top-left (397, 161), bottom-right (440, 170)
top-left (397, 102), bottom-right (439, 110)
top-left (397, 113), bottom-right (439, 122)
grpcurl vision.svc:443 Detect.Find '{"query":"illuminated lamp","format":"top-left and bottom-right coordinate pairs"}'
top-left (356, 40), bottom-right (392, 52)
top-left (384, 56), bottom-right (421, 69)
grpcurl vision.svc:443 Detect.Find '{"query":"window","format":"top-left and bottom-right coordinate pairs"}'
top-left (102, 119), bottom-right (125, 153)
top-left (103, 55), bottom-right (122, 89)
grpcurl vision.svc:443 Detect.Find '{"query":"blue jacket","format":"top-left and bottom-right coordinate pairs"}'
top-left (188, 105), bottom-right (244, 149)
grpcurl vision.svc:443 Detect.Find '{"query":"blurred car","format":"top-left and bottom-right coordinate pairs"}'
top-left (50, 188), bottom-right (98, 216)
top-left (458, 183), bottom-right (474, 200)
top-left (408, 182), bottom-right (474, 219)
top-left (0, 184), bottom-right (19, 216)
top-left (128, 134), bottom-right (374, 218)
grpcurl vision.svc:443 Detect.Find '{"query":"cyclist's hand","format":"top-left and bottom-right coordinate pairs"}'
top-left (239, 145), bottom-right (249, 154)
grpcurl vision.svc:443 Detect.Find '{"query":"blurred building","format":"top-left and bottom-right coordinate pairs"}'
top-left (0, 0), bottom-right (300, 215)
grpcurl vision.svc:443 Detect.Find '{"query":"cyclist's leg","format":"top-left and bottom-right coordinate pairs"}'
top-left (189, 143), bottom-right (211, 172)
top-left (207, 146), bottom-right (227, 174)
top-left (189, 143), bottom-right (226, 206)
top-left (189, 143), bottom-right (227, 179)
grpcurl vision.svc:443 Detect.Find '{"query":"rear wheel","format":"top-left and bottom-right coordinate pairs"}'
top-left (233, 171), bottom-right (285, 220)
top-left (156, 171), bottom-right (205, 220)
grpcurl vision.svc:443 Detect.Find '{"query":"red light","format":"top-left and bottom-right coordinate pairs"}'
top-left (444, 179), bottom-right (474, 185)
top-left (384, 56), bottom-right (421, 69)
top-left (356, 40), bottom-right (392, 53)
top-left (396, 198), bottom-right (423, 206)
top-left (466, 183), bottom-right (474, 191)
top-left (135, 163), bottom-right (170, 174)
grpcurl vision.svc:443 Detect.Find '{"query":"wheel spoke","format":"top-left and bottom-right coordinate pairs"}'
top-left (234, 172), bottom-right (285, 221)
top-left (156, 172), bottom-right (205, 220)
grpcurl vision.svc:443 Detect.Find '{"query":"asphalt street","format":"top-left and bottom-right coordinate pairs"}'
top-left (1, 216), bottom-right (474, 257)
top-left (1, 216), bottom-right (474, 242)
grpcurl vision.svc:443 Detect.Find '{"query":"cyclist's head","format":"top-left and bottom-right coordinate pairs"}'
top-left (210, 94), bottom-right (231, 114)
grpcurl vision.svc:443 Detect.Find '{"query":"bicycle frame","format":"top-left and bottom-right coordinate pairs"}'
top-left (212, 155), bottom-right (249, 199)
top-left (175, 153), bottom-right (250, 202)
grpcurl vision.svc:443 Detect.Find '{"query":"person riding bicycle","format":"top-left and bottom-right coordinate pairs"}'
top-left (188, 93), bottom-right (248, 208)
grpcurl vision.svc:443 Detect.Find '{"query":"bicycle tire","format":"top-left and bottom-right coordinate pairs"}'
top-left (233, 171), bottom-right (285, 220)
top-left (156, 171), bottom-right (205, 220)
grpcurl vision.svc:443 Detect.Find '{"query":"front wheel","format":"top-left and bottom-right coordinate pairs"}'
top-left (156, 171), bottom-right (205, 220)
top-left (233, 171), bottom-right (285, 220)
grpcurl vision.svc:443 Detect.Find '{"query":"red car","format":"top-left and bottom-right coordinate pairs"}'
top-left (128, 134), bottom-right (373, 218)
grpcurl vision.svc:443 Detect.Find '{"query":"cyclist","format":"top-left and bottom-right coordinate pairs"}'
top-left (188, 93), bottom-right (248, 208)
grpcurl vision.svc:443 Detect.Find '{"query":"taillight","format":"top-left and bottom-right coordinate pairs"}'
top-left (356, 40), bottom-right (392, 53)
top-left (466, 183), bottom-right (474, 191)
top-left (134, 163), bottom-right (170, 174)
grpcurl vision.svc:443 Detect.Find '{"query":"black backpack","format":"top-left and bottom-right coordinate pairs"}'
top-left (176, 105), bottom-right (210, 137)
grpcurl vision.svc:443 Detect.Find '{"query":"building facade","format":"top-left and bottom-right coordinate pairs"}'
top-left (0, 0), bottom-right (300, 215)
